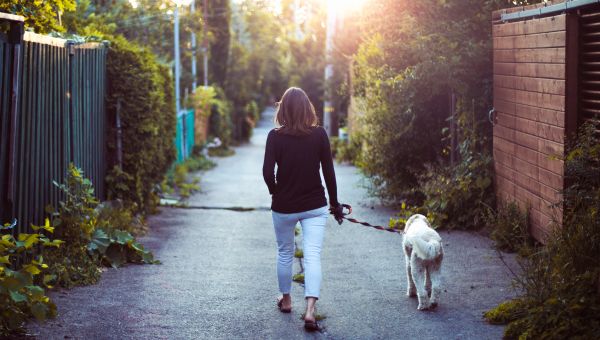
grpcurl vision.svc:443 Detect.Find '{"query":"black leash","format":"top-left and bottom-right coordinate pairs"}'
top-left (334, 204), bottom-right (404, 235)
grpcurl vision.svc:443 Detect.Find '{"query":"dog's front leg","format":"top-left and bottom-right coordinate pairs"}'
top-left (404, 245), bottom-right (416, 297)
top-left (410, 255), bottom-right (430, 310)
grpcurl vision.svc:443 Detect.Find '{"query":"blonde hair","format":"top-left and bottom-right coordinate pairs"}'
top-left (274, 87), bottom-right (318, 135)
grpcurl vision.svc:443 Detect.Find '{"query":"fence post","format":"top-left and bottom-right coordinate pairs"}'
top-left (6, 17), bottom-right (24, 206)
top-left (67, 40), bottom-right (75, 164)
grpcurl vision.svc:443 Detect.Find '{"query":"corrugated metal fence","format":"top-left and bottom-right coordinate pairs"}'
top-left (0, 16), bottom-right (107, 233)
top-left (175, 109), bottom-right (195, 162)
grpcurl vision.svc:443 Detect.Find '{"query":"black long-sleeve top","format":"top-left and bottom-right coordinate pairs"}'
top-left (262, 127), bottom-right (339, 214)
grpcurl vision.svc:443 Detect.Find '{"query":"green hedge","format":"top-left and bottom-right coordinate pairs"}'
top-left (104, 35), bottom-right (176, 212)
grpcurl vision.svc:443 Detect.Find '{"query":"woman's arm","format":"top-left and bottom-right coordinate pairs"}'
top-left (263, 130), bottom-right (277, 195)
top-left (320, 128), bottom-right (339, 207)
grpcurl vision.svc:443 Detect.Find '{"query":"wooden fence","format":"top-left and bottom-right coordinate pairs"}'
top-left (0, 14), bottom-right (107, 233)
top-left (492, 0), bottom-right (600, 241)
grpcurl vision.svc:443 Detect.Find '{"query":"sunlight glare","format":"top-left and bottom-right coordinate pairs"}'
top-left (327, 0), bottom-right (368, 14)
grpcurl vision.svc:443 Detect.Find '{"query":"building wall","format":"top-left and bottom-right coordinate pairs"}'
top-left (491, 14), bottom-right (568, 241)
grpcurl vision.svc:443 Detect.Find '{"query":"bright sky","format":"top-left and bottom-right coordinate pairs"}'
top-left (327, 0), bottom-right (368, 14)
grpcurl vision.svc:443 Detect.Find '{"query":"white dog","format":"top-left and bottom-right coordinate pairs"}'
top-left (403, 214), bottom-right (444, 310)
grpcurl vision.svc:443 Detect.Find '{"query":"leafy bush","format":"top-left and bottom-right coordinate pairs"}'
top-left (419, 143), bottom-right (494, 229)
top-left (0, 0), bottom-right (75, 33)
top-left (207, 86), bottom-right (234, 147)
top-left (330, 136), bottom-right (363, 165)
top-left (0, 219), bottom-right (62, 336)
top-left (163, 153), bottom-right (215, 200)
top-left (104, 34), bottom-right (177, 213)
top-left (44, 165), bottom-right (158, 288)
top-left (485, 201), bottom-right (533, 253)
top-left (208, 145), bottom-right (235, 158)
top-left (88, 228), bottom-right (158, 269)
top-left (350, 0), bottom-right (507, 202)
top-left (96, 200), bottom-right (147, 236)
top-left (485, 123), bottom-right (600, 339)
top-left (388, 202), bottom-right (431, 231)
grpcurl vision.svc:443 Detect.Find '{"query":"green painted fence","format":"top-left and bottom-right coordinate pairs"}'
top-left (0, 17), bottom-right (107, 233)
top-left (175, 109), bottom-right (195, 163)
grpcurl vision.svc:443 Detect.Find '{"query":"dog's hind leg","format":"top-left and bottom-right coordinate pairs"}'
top-left (428, 262), bottom-right (442, 309)
top-left (410, 255), bottom-right (430, 310)
top-left (425, 268), bottom-right (432, 297)
top-left (404, 245), bottom-right (416, 297)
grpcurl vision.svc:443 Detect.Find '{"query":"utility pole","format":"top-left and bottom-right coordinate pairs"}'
top-left (203, 0), bottom-right (209, 87)
top-left (191, 1), bottom-right (197, 91)
top-left (323, 2), bottom-right (336, 136)
top-left (174, 4), bottom-right (181, 114)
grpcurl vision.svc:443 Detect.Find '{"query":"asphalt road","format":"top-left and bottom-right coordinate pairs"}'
top-left (29, 108), bottom-right (518, 339)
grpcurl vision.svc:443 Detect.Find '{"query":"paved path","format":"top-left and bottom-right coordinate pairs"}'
top-left (30, 109), bottom-right (517, 339)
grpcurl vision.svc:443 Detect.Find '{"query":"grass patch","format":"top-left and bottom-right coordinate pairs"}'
top-left (484, 201), bottom-right (534, 254)
top-left (208, 145), bottom-right (235, 157)
top-left (294, 249), bottom-right (304, 258)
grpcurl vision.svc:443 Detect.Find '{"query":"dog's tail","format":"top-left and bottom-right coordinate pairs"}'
top-left (410, 237), bottom-right (443, 261)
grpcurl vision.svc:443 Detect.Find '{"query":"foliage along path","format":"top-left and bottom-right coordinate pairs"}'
top-left (29, 109), bottom-right (517, 339)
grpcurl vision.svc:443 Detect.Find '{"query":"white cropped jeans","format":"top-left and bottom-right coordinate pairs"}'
top-left (272, 206), bottom-right (329, 299)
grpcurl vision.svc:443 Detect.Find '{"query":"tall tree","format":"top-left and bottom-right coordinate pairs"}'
top-left (206, 0), bottom-right (231, 87)
top-left (0, 0), bottom-right (76, 33)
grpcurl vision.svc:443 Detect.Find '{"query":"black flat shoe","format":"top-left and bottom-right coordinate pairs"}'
top-left (304, 319), bottom-right (319, 332)
top-left (277, 297), bottom-right (291, 313)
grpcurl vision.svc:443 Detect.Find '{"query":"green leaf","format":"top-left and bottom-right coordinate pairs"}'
top-left (31, 302), bottom-right (49, 321)
top-left (9, 290), bottom-right (27, 303)
top-left (23, 264), bottom-right (41, 275)
top-left (113, 230), bottom-right (134, 245)
top-left (3, 277), bottom-right (24, 291)
top-left (42, 239), bottom-right (65, 248)
top-left (43, 274), bottom-right (56, 288)
top-left (88, 229), bottom-right (111, 254)
top-left (25, 285), bottom-right (45, 299)
top-left (105, 244), bottom-right (126, 268)
top-left (0, 255), bottom-right (10, 264)
top-left (17, 233), bottom-right (39, 249)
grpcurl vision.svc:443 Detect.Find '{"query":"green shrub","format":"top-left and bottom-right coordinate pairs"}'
top-left (417, 137), bottom-right (494, 230)
top-left (485, 201), bottom-right (533, 253)
top-left (208, 145), bottom-right (235, 157)
top-left (350, 0), bottom-right (504, 202)
top-left (207, 86), bottom-right (234, 147)
top-left (104, 34), bottom-right (176, 213)
top-left (96, 200), bottom-right (147, 236)
top-left (45, 165), bottom-right (158, 288)
top-left (485, 123), bottom-right (600, 339)
top-left (163, 153), bottom-right (214, 200)
top-left (330, 136), bottom-right (363, 165)
top-left (0, 219), bottom-right (62, 336)
top-left (388, 202), bottom-right (431, 230)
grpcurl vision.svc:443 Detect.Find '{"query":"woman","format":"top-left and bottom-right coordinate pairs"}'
top-left (262, 87), bottom-right (347, 331)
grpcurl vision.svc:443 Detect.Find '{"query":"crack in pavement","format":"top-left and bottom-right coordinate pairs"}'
top-left (162, 205), bottom-right (272, 212)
